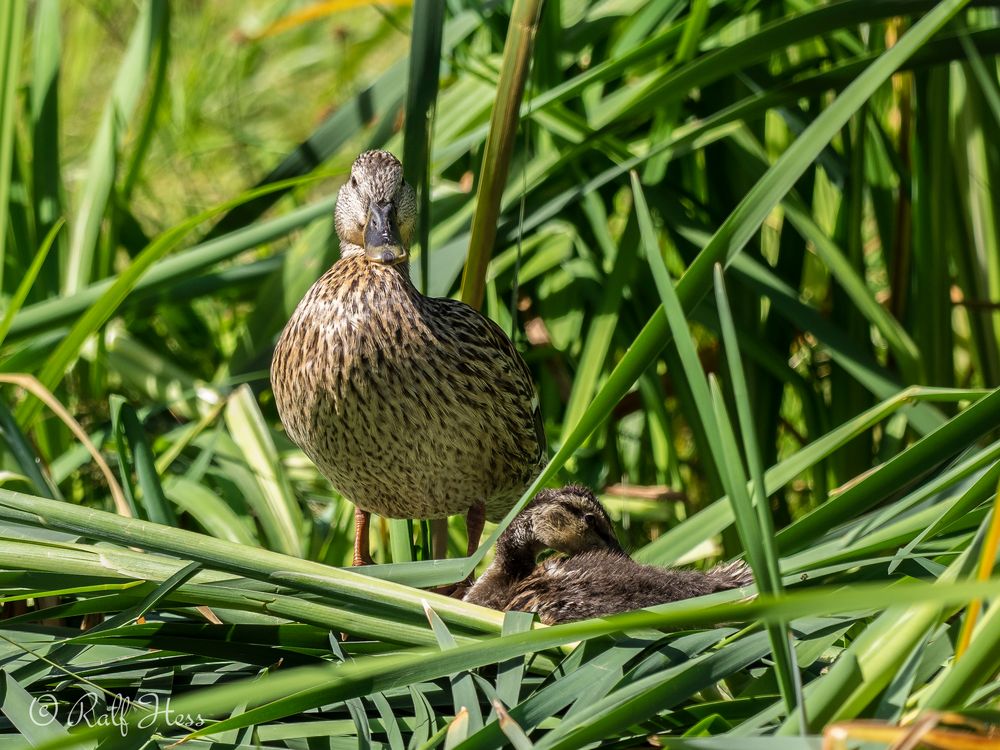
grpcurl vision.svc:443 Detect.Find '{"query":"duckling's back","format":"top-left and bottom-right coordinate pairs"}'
top-left (507, 553), bottom-right (753, 624)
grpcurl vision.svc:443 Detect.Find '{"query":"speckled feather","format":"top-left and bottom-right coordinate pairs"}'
top-left (271, 150), bottom-right (545, 522)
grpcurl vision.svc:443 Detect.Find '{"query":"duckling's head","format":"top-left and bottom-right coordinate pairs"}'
top-left (335, 150), bottom-right (417, 266)
top-left (524, 485), bottom-right (623, 556)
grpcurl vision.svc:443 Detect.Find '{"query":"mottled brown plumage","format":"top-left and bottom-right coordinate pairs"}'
top-left (464, 485), bottom-right (753, 624)
top-left (270, 150), bottom-right (545, 565)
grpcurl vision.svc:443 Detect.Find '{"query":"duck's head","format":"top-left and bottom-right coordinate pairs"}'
top-left (335, 150), bottom-right (417, 266)
top-left (520, 485), bottom-right (623, 556)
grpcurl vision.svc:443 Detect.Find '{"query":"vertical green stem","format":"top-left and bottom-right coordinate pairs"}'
top-left (0, 0), bottom-right (28, 290)
top-left (459, 0), bottom-right (543, 310)
top-left (402, 0), bottom-right (444, 297)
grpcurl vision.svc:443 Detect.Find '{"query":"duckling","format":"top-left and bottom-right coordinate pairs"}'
top-left (464, 485), bottom-right (753, 624)
top-left (271, 150), bottom-right (546, 566)
top-left (462, 484), bottom-right (621, 609)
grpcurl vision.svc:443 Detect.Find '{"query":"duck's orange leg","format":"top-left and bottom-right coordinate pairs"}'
top-left (353, 507), bottom-right (374, 566)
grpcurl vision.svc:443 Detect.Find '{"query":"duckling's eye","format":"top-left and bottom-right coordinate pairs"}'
top-left (584, 513), bottom-right (598, 528)
top-left (350, 175), bottom-right (358, 189)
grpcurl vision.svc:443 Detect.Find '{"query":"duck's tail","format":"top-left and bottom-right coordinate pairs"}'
top-left (706, 560), bottom-right (754, 591)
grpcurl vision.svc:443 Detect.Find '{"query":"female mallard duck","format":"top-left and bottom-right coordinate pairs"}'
top-left (271, 150), bottom-right (545, 566)
top-left (463, 485), bottom-right (753, 624)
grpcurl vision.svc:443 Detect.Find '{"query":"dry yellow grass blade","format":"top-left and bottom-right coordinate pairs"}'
top-left (242, 0), bottom-right (412, 41)
top-left (823, 712), bottom-right (1000, 750)
top-left (0, 373), bottom-right (130, 517)
top-left (955, 478), bottom-right (1000, 659)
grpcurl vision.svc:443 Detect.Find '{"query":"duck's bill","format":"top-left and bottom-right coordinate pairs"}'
top-left (365, 201), bottom-right (407, 265)
top-left (364, 244), bottom-right (408, 265)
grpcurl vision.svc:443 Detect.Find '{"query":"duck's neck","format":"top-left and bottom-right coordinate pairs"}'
top-left (339, 245), bottom-right (414, 284)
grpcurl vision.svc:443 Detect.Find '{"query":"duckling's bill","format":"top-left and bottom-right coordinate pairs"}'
top-left (364, 200), bottom-right (407, 265)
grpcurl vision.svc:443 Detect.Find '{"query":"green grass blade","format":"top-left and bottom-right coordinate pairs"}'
top-left (8, 197), bottom-right (333, 342)
top-left (223, 385), bottom-right (305, 558)
top-left (776, 386), bottom-right (1000, 552)
top-left (28, 0), bottom-right (63, 298)
top-left (912, 67), bottom-right (956, 388)
top-left (63, 0), bottom-right (167, 293)
top-left (634, 172), bottom-right (802, 719)
top-left (371, 691), bottom-right (406, 750)
top-left (109, 395), bottom-right (147, 520)
top-left (561, 197), bottom-right (639, 438)
top-left (0, 487), bottom-right (506, 634)
top-left (711, 265), bottom-right (782, 592)
top-left (707, 375), bottom-right (802, 721)
top-left (425, 601), bottom-right (483, 733)
top-left (712, 265), bottom-right (802, 721)
top-left (493, 701), bottom-right (533, 750)
top-left (628, 172), bottom-right (727, 513)
top-left (121, 1), bottom-right (171, 200)
top-left (0, 400), bottom-right (62, 500)
top-left (115, 397), bottom-right (177, 526)
top-left (14, 178), bottom-right (313, 425)
top-left (0, 0), bottom-right (27, 289)
top-left (481, 1), bottom-right (975, 563)
top-left (459, 0), bottom-right (543, 310)
top-left (43, 578), bottom-right (1000, 749)
top-left (403, 0), bottom-right (444, 295)
top-left (0, 670), bottom-right (75, 746)
top-left (163, 476), bottom-right (258, 547)
top-left (0, 218), bottom-right (63, 346)
top-left (389, 519), bottom-right (415, 564)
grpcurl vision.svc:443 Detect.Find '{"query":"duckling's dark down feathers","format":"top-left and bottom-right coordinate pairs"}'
top-left (507, 552), bottom-right (752, 624)
top-left (463, 485), bottom-right (753, 624)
